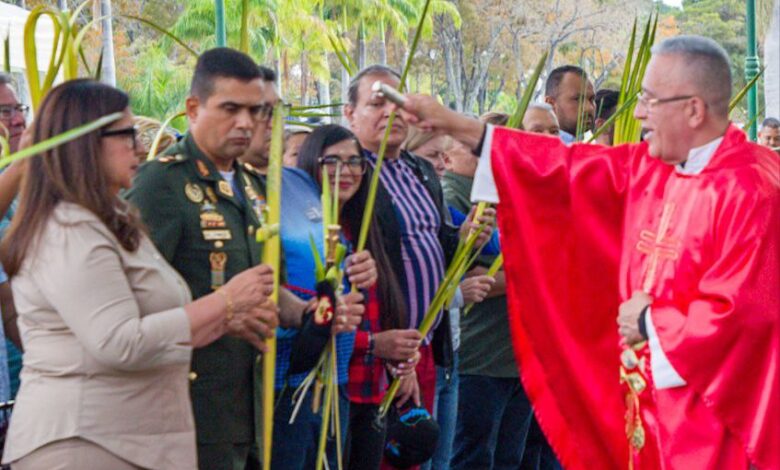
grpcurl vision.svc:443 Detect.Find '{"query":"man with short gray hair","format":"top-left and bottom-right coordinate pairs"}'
top-left (391, 35), bottom-right (779, 470)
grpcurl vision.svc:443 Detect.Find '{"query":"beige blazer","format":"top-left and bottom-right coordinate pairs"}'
top-left (2, 202), bottom-right (196, 469)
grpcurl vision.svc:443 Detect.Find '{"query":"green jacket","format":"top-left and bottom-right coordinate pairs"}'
top-left (126, 133), bottom-right (267, 446)
top-left (442, 170), bottom-right (518, 378)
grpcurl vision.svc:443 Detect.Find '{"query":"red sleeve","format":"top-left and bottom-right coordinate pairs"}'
top-left (490, 127), bottom-right (639, 470)
top-left (353, 331), bottom-right (369, 354)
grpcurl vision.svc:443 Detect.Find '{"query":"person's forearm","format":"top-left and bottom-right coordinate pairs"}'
top-left (0, 282), bottom-right (22, 350)
top-left (486, 271), bottom-right (506, 298)
top-left (278, 287), bottom-right (307, 328)
top-left (184, 292), bottom-right (229, 347)
top-left (454, 118), bottom-right (486, 152)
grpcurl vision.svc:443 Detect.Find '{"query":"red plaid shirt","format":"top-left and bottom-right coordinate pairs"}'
top-left (347, 286), bottom-right (387, 404)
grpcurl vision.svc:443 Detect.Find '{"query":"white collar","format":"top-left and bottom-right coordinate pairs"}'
top-left (676, 136), bottom-right (723, 175)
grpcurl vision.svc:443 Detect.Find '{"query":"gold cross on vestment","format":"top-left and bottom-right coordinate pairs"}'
top-left (636, 202), bottom-right (680, 293)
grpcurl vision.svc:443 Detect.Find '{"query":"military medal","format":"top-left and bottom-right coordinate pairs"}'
top-left (240, 174), bottom-right (266, 223)
top-left (218, 180), bottom-right (234, 197)
top-left (209, 252), bottom-right (228, 289)
top-left (205, 187), bottom-right (218, 204)
top-left (200, 209), bottom-right (227, 229)
top-left (203, 229), bottom-right (232, 241)
top-left (184, 183), bottom-right (205, 204)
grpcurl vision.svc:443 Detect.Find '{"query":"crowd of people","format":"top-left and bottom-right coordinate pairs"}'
top-left (0, 33), bottom-right (776, 470)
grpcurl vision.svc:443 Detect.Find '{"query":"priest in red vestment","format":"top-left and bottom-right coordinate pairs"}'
top-left (392, 35), bottom-right (779, 470)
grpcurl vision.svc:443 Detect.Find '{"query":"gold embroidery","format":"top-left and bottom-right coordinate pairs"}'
top-left (636, 202), bottom-right (680, 293)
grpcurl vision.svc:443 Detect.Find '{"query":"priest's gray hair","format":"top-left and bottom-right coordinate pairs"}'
top-left (652, 35), bottom-right (732, 117)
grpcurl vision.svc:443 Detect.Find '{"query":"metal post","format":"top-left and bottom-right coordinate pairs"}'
top-left (745, 0), bottom-right (760, 141)
top-left (215, 0), bottom-right (227, 47)
top-left (100, 0), bottom-right (116, 86)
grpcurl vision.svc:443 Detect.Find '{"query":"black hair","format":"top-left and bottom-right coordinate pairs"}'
top-left (297, 124), bottom-right (407, 330)
top-left (190, 47), bottom-right (275, 100)
top-left (761, 117), bottom-right (780, 129)
top-left (545, 65), bottom-right (586, 98)
top-left (595, 89), bottom-right (620, 120)
top-left (347, 64), bottom-right (402, 107)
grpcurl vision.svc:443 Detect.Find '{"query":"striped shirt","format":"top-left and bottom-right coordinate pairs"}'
top-left (367, 151), bottom-right (445, 342)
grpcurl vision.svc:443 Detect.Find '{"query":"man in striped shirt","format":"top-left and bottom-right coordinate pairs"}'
top-left (344, 65), bottom-right (493, 430)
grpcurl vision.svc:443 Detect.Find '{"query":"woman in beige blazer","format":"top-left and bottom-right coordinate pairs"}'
top-left (0, 80), bottom-right (279, 469)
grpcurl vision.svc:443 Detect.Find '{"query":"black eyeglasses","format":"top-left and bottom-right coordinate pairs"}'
top-left (318, 154), bottom-right (368, 175)
top-left (0, 104), bottom-right (29, 120)
top-left (100, 126), bottom-right (138, 151)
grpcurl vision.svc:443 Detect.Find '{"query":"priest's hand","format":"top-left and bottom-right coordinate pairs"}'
top-left (346, 250), bottom-right (378, 289)
top-left (460, 205), bottom-right (496, 247)
top-left (618, 290), bottom-right (652, 346)
top-left (393, 94), bottom-right (485, 151)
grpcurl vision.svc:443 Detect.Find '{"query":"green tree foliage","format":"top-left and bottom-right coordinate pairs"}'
top-left (675, 1), bottom-right (747, 90)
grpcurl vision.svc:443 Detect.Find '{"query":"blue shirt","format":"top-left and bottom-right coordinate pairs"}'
top-left (447, 206), bottom-right (501, 256)
top-left (559, 130), bottom-right (576, 144)
top-left (274, 168), bottom-right (354, 389)
top-left (0, 194), bottom-right (17, 408)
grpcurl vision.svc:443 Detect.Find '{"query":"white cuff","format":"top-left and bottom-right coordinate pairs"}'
top-left (470, 125), bottom-right (499, 204)
top-left (449, 287), bottom-right (465, 310)
top-left (646, 307), bottom-right (687, 389)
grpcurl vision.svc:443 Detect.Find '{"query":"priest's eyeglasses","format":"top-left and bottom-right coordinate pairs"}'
top-left (100, 126), bottom-right (139, 151)
top-left (636, 93), bottom-right (694, 111)
top-left (319, 155), bottom-right (368, 175)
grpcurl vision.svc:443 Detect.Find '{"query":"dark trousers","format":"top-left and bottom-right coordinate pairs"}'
top-left (520, 416), bottom-right (562, 470)
top-left (197, 442), bottom-right (260, 470)
top-left (271, 385), bottom-right (350, 470)
top-left (345, 402), bottom-right (386, 470)
top-left (450, 375), bottom-right (533, 470)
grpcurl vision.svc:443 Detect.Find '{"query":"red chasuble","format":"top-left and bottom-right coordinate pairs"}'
top-left (488, 124), bottom-right (779, 470)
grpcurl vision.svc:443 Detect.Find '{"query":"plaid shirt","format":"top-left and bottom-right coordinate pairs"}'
top-left (347, 286), bottom-right (386, 404)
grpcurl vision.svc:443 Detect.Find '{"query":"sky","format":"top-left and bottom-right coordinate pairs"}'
top-left (662, 0), bottom-right (683, 7)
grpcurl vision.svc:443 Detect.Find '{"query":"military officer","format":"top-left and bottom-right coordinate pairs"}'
top-left (127, 48), bottom-right (298, 470)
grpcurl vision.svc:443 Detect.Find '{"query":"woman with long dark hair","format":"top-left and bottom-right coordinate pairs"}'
top-left (0, 79), bottom-right (278, 469)
top-left (297, 124), bottom-right (422, 469)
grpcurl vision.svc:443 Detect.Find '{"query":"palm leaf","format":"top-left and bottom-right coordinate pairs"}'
top-left (3, 30), bottom-right (10, 73)
top-left (0, 112), bottom-right (123, 170)
top-left (239, 0), bottom-right (250, 53)
top-left (613, 13), bottom-right (658, 145)
top-left (259, 101), bottom-right (286, 470)
top-left (356, 0), bottom-right (433, 252)
top-left (123, 15), bottom-right (200, 58)
top-left (729, 67), bottom-right (765, 114)
top-left (587, 95), bottom-right (638, 144)
top-left (507, 52), bottom-right (548, 129)
top-left (146, 111), bottom-right (185, 160)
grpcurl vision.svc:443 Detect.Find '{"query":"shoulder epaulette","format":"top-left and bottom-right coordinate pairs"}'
top-left (243, 162), bottom-right (264, 176)
top-left (156, 153), bottom-right (187, 164)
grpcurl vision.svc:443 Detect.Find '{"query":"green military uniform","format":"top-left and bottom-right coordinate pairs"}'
top-left (126, 132), bottom-right (267, 470)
